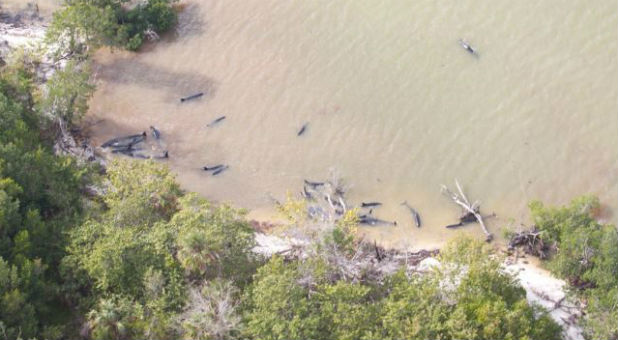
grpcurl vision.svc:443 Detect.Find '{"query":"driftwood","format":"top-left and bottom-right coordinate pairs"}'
top-left (442, 180), bottom-right (493, 242)
top-left (508, 227), bottom-right (551, 259)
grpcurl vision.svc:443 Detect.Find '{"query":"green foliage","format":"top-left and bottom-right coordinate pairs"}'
top-left (103, 159), bottom-right (181, 227)
top-left (440, 238), bottom-right (561, 340)
top-left (0, 258), bottom-right (39, 339)
top-left (70, 221), bottom-right (166, 297)
top-left (244, 257), bottom-right (323, 340)
top-left (41, 59), bottom-right (95, 123)
top-left (379, 272), bottom-right (450, 339)
top-left (47, 0), bottom-right (178, 53)
top-left (315, 281), bottom-right (380, 340)
top-left (65, 160), bottom-right (185, 305)
top-left (380, 238), bottom-right (562, 340)
top-left (65, 160), bottom-right (260, 337)
top-left (529, 196), bottom-right (618, 340)
top-left (46, 1), bottom-right (118, 53)
top-left (174, 194), bottom-right (257, 284)
top-left (0, 61), bottom-right (89, 338)
top-left (244, 238), bottom-right (563, 340)
top-left (87, 295), bottom-right (146, 340)
top-left (327, 209), bottom-right (359, 255)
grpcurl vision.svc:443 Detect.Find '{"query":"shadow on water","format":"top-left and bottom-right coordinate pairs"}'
top-left (145, 2), bottom-right (208, 45)
top-left (94, 57), bottom-right (218, 101)
top-left (173, 2), bottom-right (208, 40)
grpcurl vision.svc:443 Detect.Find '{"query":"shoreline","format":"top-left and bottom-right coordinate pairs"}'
top-left (0, 13), bottom-right (588, 340)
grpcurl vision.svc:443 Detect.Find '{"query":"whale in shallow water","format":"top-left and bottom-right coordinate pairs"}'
top-left (101, 132), bottom-right (146, 148)
top-left (150, 126), bottom-right (161, 139)
top-left (207, 116), bottom-right (226, 127)
top-left (304, 179), bottom-right (325, 188)
top-left (154, 151), bottom-right (169, 159)
top-left (359, 216), bottom-right (397, 226)
top-left (212, 165), bottom-right (229, 176)
top-left (297, 123), bottom-right (309, 136)
top-left (401, 201), bottom-right (422, 228)
top-left (203, 164), bottom-right (224, 171)
top-left (180, 92), bottom-right (203, 102)
top-left (302, 186), bottom-right (314, 199)
top-left (458, 39), bottom-right (479, 57)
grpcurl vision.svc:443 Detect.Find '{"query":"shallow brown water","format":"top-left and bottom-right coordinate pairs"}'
top-left (86, 0), bottom-right (617, 249)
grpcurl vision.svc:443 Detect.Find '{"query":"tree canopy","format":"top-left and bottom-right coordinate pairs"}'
top-left (47, 0), bottom-right (178, 53)
top-left (243, 237), bottom-right (563, 340)
top-left (530, 196), bottom-right (618, 340)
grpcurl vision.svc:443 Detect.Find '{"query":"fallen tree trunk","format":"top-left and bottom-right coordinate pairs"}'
top-left (442, 180), bottom-right (493, 242)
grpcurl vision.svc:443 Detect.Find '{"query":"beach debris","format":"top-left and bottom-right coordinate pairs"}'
top-left (441, 179), bottom-right (493, 241)
top-left (180, 92), bottom-right (204, 102)
top-left (508, 226), bottom-right (552, 259)
top-left (361, 202), bottom-right (382, 208)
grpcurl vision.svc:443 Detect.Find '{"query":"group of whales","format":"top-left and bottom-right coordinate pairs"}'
top-left (101, 93), bottom-right (229, 173)
top-left (109, 38), bottom-right (477, 179)
top-left (101, 126), bottom-right (168, 159)
top-left (303, 179), bottom-right (422, 228)
top-left (299, 39), bottom-right (476, 227)
top-left (179, 92), bottom-right (230, 175)
top-left (358, 200), bottom-right (421, 228)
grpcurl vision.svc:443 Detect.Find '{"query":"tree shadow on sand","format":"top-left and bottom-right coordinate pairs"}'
top-left (172, 2), bottom-right (208, 40)
top-left (94, 57), bottom-right (218, 102)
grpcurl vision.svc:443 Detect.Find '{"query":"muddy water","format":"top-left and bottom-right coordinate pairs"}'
top-left (86, 0), bottom-right (617, 249)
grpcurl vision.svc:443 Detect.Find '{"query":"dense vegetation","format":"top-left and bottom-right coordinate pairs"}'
top-left (530, 197), bottom-right (618, 340)
top-left (0, 3), bottom-right (615, 339)
top-left (47, 0), bottom-right (178, 52)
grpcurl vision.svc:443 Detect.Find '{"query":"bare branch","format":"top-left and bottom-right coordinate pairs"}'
top-left (442, 180), bottom-right (493, 242)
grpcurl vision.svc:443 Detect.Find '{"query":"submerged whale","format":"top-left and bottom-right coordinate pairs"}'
top-left (458, 39), bottom-right (479, 57)
top-left (302, 186), bottom-right (314, 199)
top-left (203, 164), bottom-right (225, 171)
top-left (101, 132), bottom-right (146, 148)
top-left (401, 201), bottom-right (421, 228)
top-left (359, 216), bottom-right (397, 226)
top-left (304, 179), bottom-right (325, 188)
top-left (207, 116), bottom-right (226, 127)
top-left (180, 92), bottom-right (204, 102)
top-left (212, 165), bottom-right (229, 176)
top-left (297, 123), bottom-right (309, 136)
top-left (150, 126), bottom-right (161, 139)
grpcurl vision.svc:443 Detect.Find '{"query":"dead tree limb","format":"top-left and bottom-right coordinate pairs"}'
top-left (442, 179), bottom-right (493, 242)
